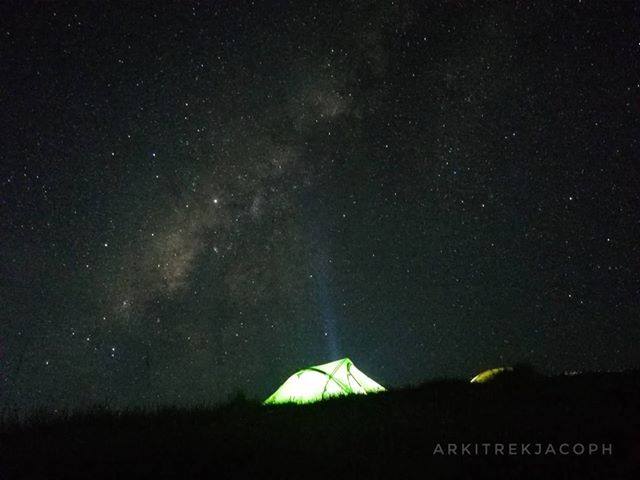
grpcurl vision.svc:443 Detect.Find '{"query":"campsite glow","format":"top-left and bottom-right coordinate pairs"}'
top-left (264, 358), bottom-right (386, 405)
top-left (470, 367), bottom-right (514, 383)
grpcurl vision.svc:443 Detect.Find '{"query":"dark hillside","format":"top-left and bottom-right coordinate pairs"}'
top-left (2, 370), bottom-right (639, 479)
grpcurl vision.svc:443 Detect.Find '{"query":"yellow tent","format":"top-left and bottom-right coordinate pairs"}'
top-left (470, 367), bottom-right (513, 383)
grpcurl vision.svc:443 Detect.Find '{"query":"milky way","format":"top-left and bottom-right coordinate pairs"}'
top-left (1, 1), bottom-right (639, 410)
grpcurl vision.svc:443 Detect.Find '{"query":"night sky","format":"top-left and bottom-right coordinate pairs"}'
top-left (1, 1), bottom-right (639, 410)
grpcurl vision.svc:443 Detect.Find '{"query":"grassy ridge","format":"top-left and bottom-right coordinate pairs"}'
top-left (1, 369), bottom-right (639, 479)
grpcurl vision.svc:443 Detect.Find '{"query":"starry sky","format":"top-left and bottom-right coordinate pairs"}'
top-left (1, 0), bottom-right (639, 410)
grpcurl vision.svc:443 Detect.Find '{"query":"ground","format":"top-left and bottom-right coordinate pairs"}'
top-left (2, 369), bottom-right (639, 479)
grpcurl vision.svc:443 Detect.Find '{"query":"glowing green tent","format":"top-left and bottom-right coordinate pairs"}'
top-left (470, 367), bottom-right (514, 383)
top-left (263, 358), bottom-right (386, 405)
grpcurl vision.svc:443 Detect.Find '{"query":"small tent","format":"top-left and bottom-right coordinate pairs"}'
top-left (264, 358), bottom-right (386, 405)
top-left (470, 367), bottom-right (514, 383)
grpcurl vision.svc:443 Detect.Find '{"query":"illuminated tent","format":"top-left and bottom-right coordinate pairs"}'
top-left (263, 358), bottom-right (386, 405)
top-left (470, 367), bottom-right (514, 383)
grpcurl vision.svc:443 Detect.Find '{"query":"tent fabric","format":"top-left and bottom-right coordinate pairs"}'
top-left (263, 358), bottom-right (386, 405)
top-left (470, 367), bottom-right (514, 383)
